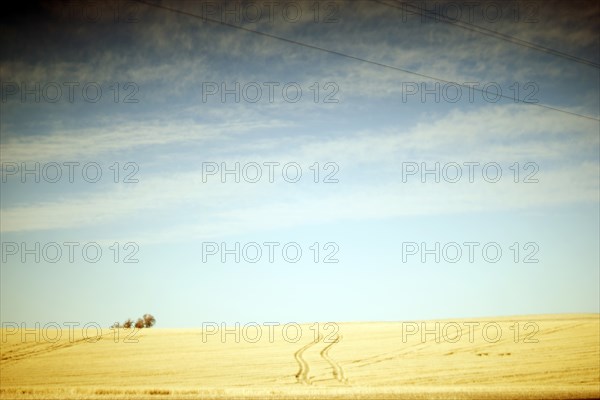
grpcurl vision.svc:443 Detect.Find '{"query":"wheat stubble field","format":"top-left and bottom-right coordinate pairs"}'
top-left (1, 314), bottom-right (598, 400)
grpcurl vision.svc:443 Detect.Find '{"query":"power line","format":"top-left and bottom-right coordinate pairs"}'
top-left (134, 0), bottom-right (599, 122)
top-left (376, 0), bottom-right (600, 69)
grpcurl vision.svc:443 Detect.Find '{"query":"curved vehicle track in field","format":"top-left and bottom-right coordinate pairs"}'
top-left (294, 334), bottom-right (322, 384)
top-left (293, 334), bottom-right (348, 385)
top-left (320, 335), bottom-right (347, 383)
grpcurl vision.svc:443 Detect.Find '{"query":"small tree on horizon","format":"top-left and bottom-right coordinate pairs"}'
top-left (113, 315), bottom-right (156, 329)
top-left (143, 314), bottom-right (156, 328)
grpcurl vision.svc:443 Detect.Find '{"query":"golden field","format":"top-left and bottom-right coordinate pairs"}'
top-left (1, 314), bottom-right (598, 399)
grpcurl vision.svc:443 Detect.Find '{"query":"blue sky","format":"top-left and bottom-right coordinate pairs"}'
top-left (1, 0), bottom-right (599, 327)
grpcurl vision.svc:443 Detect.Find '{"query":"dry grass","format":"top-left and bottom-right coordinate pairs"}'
top-left (1, 314), bottom-right (598, 399)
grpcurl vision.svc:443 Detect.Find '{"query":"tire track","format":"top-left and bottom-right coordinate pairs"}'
top-left (320, 335), bottom-right (347, 384)
top-left (1, 337), bottom-right (91, 364)
top-left (0, 329), bottom-right (126, 365)
top-left (351, 325), bottom-right (476, 368)
top-left (294, 334), bottom-right (321, 384)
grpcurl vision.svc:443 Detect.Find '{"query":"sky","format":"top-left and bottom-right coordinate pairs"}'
top-left (0, 0), bottom-right (599, 328)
